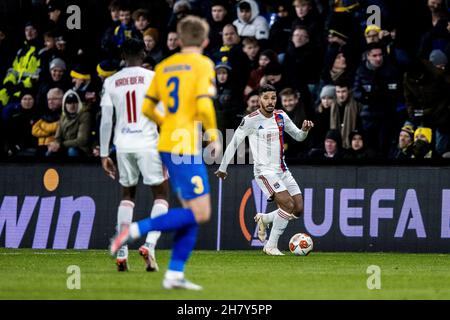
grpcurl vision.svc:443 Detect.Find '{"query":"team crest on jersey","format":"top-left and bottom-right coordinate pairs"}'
top-left (276, 116), bottom-right (284, 128)
top-left (274, 182), bottom-right (280, 189)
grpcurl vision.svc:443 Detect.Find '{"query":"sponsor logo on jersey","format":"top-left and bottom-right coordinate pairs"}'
top-left (121, 127), bottom-right (143, 134)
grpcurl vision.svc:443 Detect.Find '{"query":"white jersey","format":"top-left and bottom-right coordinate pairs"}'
top-left (100, 66), bottom-right (158, 155)
top-left (219, 110), bottom-right (308, 176)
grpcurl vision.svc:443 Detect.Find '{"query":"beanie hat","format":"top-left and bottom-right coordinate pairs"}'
top-left (20, 88), bottom-right (35, 99)
top-left (70, 64), bottom-right (91, 80)
top-left (349, 129), bottom-right (364, 141)
top-left (365, 24), bottom-right (381, 35)
top-left (97, 60), bottom-right (120, 78)
top-left (320, 85), bottom-right (336, 99)
top-left (414, 127), bottom-right (432, 144)
top-left (400, 124), bottom-right (415, 140)
top-left (49, 58), bottom-right (66, 71)
top-left (325, 129), bottom-right (342, 146)
top-left (429, 49), bottom-right (448, 67)
top-left (215, 56), bottom-right (232, 71)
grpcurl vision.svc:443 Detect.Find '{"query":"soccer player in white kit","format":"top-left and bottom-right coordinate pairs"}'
top-left (100, 39), bottom-right (169, 271)
top-left (215, 84), bottom-right (314, 255)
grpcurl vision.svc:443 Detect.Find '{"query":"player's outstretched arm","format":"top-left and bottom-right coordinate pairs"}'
top-left (284, 112), bottom-right (314, 142)
top-left (215, 119), bottom-right (251, 180)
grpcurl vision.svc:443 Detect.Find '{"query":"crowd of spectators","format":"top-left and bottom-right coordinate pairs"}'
top-left (0, 0), bottom-right (450, 162)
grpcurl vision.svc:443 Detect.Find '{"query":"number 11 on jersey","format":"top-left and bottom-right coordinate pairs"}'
top-left (126, 90), bottom-right (137, 123)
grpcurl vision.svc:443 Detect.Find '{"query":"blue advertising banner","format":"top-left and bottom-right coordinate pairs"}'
top-left (1, 163), bottom-right (449, 253)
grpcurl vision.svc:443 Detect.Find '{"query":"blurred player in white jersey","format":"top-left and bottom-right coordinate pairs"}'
top-left (100, 39), bottom-right (169, 271)
top-left (216, 84), bottom-right (314, 255)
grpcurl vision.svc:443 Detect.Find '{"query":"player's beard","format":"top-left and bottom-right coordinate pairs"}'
top-left (263, 104), bottom-right (275, 114)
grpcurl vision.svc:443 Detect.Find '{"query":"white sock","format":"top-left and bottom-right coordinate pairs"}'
top-left (165, 270), bottom-right (184, 280)
top-left (261, 210), bottom-right (277, 225)
top-left (145, 199), bottom-right (169, 248)
top-left (117, 200), bottom-right (134, 251)
top-left (266, 209), bottom-right (292, 249)
top-left (117, 200), bottom-right (134, 231)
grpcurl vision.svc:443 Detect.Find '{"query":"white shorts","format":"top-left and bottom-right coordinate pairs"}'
top-left (117, 150), bottom-right (167, 187)
top-left (256, 171), bottom-right (302, 199)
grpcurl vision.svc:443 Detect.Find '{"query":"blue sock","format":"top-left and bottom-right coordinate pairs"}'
top-left (169, 223), bottom-right (199, 272)
top-left (137, 208), bottom-right (196, 235)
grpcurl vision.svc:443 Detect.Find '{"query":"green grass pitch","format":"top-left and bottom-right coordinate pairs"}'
top-left (0, 249), bottom-right (449, 300)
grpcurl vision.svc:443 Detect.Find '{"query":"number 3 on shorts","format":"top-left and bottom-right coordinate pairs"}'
top-left (191, 176), bottom-right (204, 195)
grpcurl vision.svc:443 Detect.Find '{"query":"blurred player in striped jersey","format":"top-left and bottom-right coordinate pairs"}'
top-left (216, 84), bottom-right (314, 255)
top-left (100, 39), bottom-right (169, 272)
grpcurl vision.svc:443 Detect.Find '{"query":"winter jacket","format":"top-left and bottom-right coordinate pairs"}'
top-left (54, 90), bottom-right (92, 154)
top-left (353, 60), bottom-right (400, 118)
top-left (283, 41), bottom-right (321, 87)
top-left (343, 147), bottom-right (377, 160)
top-left (3, 40), bottom-right (41, 88)
top-left (403, 61), bottom-right (450, 132)
top-left (32, 118), bottom-right (59, 146)
top-left (0, 40), bottom-right (41, 106)
top-left (233, 0), bottom-right (269, 40)
top-left (3, 103), bottom-right (38, 153)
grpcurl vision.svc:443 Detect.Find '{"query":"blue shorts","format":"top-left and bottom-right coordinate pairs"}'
top-left (159, 152), bottom-right (210, 201)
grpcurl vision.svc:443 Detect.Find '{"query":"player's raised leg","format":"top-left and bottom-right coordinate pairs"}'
top-left (110, 155), bottom-right (212, 290)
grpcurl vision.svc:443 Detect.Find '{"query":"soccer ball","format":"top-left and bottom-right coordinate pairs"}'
top-left (289, 233), bottom-right (313, 256)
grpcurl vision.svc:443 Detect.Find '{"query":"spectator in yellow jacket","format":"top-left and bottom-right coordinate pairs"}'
top-left (0, 21), bottom-right (41, 107)
top-left (32, 88), bottom-right (63, 155)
